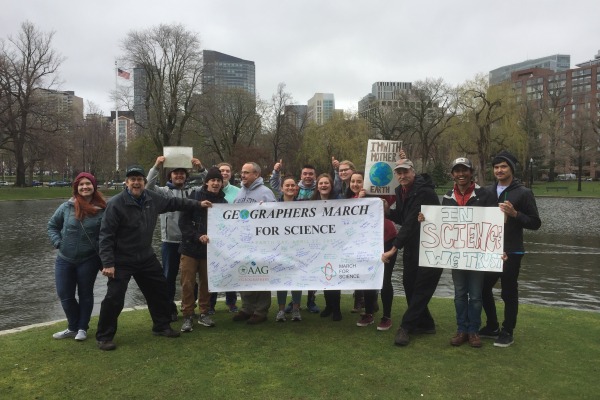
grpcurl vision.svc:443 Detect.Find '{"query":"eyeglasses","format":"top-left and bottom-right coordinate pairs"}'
top-left (240, 171), bottom-right (256, 175)
top-left (339, 168), bottom-right (351, 173)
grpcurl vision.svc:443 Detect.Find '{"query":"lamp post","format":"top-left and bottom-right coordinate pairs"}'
top-left (529, 158), bottom-right (534, 188)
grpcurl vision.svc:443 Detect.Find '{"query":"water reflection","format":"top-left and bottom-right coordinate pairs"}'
top-left (0, 196), bottom-right (598, 331)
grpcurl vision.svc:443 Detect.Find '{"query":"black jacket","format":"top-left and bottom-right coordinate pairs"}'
top-left (179, 187), bottom-right (227, 259)
top-left (486, 179), bottom-right (541, 253)
top-left (99, 189), bottom-right (198, 268)
top-left (442, 184), bottom-right (497, 207)
top-left (389, 174), bottom-right (440, 253)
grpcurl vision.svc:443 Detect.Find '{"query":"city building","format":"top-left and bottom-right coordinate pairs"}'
top-left (489, 54), bottom-right (571, 85)
top-left (510, 52), bottom-right (600, 179)
top-left (307, 93), bottom-right (335, 125)
top-left (36, 89), bottom-right (84, 128)
top-left (283, 105), bottom-right (308, 130)
top-left (358, 81), bottom-right (413, 118)
top-left (202, 50), bottom-right (256, 95)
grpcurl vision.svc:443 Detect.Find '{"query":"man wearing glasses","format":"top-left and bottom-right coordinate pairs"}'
top-left (231, 162), bottom-right (276, 324)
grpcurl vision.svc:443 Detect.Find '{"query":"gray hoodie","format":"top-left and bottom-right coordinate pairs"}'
top-left (233, 177), bottom-right (276, 203)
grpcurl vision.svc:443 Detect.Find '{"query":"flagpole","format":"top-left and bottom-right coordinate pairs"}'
top-left (115, 61), bottom-right (119, 174)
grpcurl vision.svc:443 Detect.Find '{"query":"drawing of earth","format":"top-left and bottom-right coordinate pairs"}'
top-left (369, 162), bottom-right (393, 186)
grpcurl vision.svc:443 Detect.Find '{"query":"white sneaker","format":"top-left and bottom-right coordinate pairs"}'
top-left (52, 329), bottom-right (77, 339)
top-left (75, 330), bottom-right (87, 341)
top-left (275, 310), bottom-right (286, 322)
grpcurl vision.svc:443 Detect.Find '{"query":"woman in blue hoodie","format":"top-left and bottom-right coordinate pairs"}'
top-left (47, 172), bottom-right (106, 341)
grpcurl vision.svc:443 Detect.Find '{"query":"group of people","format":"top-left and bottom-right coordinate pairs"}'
top-left (47, 148), bottom-right (540, 351)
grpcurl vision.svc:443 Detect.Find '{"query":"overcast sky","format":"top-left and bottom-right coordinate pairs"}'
top-left (2, 0), bottom-right (599, 115)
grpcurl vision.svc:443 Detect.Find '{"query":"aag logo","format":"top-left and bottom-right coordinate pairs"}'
top-left (238, 261), bottom-right (269, 275)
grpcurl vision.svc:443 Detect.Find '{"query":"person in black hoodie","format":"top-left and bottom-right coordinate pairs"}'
top-left (479, 150), bottom-right (541, 348)
top-left (381, 158), bottom-right (441, 346)
top-left (178, 167), bottom-right (227, 332)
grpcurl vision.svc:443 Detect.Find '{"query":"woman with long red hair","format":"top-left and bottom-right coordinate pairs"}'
top-left (47, 172), bottom-right (106, 341)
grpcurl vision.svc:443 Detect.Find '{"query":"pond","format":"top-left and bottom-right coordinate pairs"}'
top-left (0, 196), bottom-right (598, 331)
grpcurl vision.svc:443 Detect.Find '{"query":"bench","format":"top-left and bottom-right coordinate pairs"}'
top-left (546, 186), bottom-right (569, 193)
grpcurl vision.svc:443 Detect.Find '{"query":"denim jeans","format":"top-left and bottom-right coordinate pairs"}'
top-left (276, 290), bottom-right (302, 306)
top-left (452, 269), bottom-right (484, 333)
top-left (55, 255), bottom-right (100, 331)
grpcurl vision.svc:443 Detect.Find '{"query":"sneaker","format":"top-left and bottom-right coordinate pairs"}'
top-left (292, 309), bottom-right (302, 321)
top-left (356, 314), bottom-right (374, 327)
top-left (275, 310), bottom-right (286, 322)
top-left (320, 307), bottom-right (332, 318)
top-left (228, 304), bottom-right (239, 313)
top-left (377, 317), bottom-right (393, 331)
top-left (52, 329), bottom-right (77, 340)
top-left (97, 340), bottom-right (116, 351)
top-left (284, 302), bottom-right (293, 313)
top-left (74, 330), bottom-right (87, 341)
top-left (152, 327), bottom-right (181, 338)
top-left (198, 314), bottom-right (216, 327)
top-left (479, 325), bottom-right (500, 339)
top-left (469, 333), bottom-right (482, 348)
top-left (494, 329), bottom-right (514, 348)
top-left (450, 332), bottom-right (469, 346)
top-left (232, 311), bottom-right (252, 322)
top-left (181, 316), bottom-right (194, 332)
top-left (394, 327), bottom-right (410, 346)
top-left (247, 314), bottom-right (267, 325)
top-left (332, 311), bottom-right (343, 321)
top-left (207, 308), bottom-right (216, 315)
top-left (306, 303), bottom-right (320, 313)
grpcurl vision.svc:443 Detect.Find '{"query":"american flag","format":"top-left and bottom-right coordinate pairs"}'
top-left (117, 68), bottom-right (130, 80)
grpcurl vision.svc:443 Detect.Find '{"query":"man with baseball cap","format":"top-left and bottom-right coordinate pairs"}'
top-left (381, 157), bottom-right (442, 346)
top-left (442, 157), bottom-right (496, 348)
top-left (146, 155), bottom-right (204, 321)
top-left (479, 150), bottom-right (541, 347)
top-left (95, 164), bottom-right (210, 350)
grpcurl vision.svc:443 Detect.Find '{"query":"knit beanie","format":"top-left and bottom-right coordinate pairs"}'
top-left (72, 172), bottom-right (98, 195)
top-left (204, 167), bottom-right (223, 183)
top-left (492, 150), bottom-right (517, 173)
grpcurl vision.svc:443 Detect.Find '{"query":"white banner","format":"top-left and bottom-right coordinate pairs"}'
top-left (207, 198), bottom-right (384, 291)
top-left (163, 146), bottom-right (193, 168)
top-left (419, 205), bottom-right (505, 272)
top-left (364, 139), bottom-right (402, 195)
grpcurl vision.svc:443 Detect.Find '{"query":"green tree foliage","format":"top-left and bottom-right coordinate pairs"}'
top-left (298, 112), bottom-right (370, 174)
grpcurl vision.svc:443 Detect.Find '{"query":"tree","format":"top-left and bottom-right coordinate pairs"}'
top-left (0, 21), bottom-right (64, 186)
top-left (265, 83), bottom-right (293, 163)
top-left (122, 23), bottom-right (203, 152)
top-left (456, 75), bottom-right (507, 185)
top-left (298, 112), bottom-right (370, 174)
top-left (194, 87), bottom-right (262, 170)
top-left (565, 107), bottom-right (598, 191)
top-left (399, 78), bottom-right (458, 172)
top-left (360, 103), bottom-right (406, 141)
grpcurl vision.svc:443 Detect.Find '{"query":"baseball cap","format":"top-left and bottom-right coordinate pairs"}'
top-left (451, 157), bottom-right (473, 171)
top-left (126, 165), bottom-right (146, 177)
top-left (394, 159), bottom-right (414, 171)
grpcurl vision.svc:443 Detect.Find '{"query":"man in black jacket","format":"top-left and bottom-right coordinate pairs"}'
top-left (479, 150), bottom-right (541, 347)
top-left (95, 165), bottom-right (207, 351)
top-left (381, 159), bottom-right (441, 346)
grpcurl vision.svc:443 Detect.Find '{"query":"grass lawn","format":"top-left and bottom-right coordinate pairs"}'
top-left (436, 180), bottom-right (600, 198)
top-left (1, 296), bottom-right (598, 399)
top-left (0, 186), bottom-right (122, 201)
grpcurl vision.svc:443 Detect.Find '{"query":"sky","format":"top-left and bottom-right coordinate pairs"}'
top-left (2, 0), bottom-right (599, 115)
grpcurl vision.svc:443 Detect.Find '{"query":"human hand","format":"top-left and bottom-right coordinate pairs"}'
top-left (102, 267), bottom-right (115, 279)
top-left (273, 159), bottom-right (283, 172)
top-left (332, 156), bottom-right (339, 170)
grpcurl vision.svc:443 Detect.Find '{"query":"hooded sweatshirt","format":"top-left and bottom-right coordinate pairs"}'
top-left (234, 177), bottom-right (276, 203)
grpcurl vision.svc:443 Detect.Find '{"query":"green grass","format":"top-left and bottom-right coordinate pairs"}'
top-left (435, 180), bottom-right (600, 197)
top-left (1, 296), bottom-right (599, 399)
top-left (0, 186), bottom-right (122, 201)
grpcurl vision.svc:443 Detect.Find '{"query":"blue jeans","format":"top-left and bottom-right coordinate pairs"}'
top-left (55, 255), bottom-right (100, 331)
top-left (452, 269), bottom-right (484, 333)
top-left (277, 290), bottom-right (302, 306)
top-left (161, 242), bottom-right (181, 313)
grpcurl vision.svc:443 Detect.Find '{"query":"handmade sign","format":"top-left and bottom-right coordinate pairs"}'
top-left (419, 205), bottom-right (504, 272)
